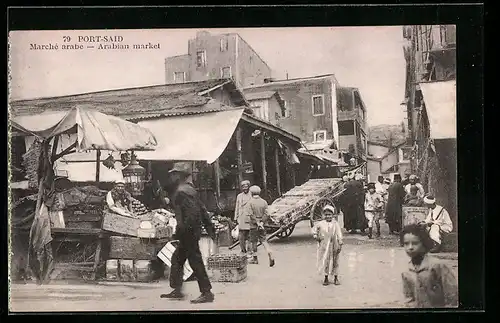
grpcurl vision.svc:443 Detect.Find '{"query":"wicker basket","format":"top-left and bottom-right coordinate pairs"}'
top-left (207, 254), bottom-right (247, 269)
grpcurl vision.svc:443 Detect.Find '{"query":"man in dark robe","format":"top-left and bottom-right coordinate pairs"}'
top-left (385, 173), bottom-right (406, 234)
top-left (352, 173), bottom-right (368, 234)
top-left (341, 174), bottom-right (366, 234)
top-left (341, 175), bottom-right (358, 233)
top-left (160, 162), bottom-right (216, 304)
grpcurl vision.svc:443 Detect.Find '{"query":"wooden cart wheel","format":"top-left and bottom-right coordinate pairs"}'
top-left (309, 197), bottom-right (337, 227)
top-left (277, 225), bottom-right (295, 239)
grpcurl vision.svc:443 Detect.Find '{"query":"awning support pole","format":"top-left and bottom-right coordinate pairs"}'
top-left (214, 158), bottom-right (221, 199)
top-left (274, 142), bottom-right (281, 196)
top-left (95, 149), bottom-right (101, 183)
top-left (260, 133), bottom-right (267, 198)
top-left (236, 126), bottom-right (243, 184)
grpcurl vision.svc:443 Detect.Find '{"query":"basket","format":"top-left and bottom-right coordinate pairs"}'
top-left (207, 254), bottom-right (247, 269)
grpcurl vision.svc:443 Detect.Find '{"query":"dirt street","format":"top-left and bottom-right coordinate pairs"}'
top-left (9, 219), bottom-right (458, 312)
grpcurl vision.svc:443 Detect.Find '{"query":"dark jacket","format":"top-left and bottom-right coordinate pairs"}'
top-left (172, 182), bottom-right (215, 240)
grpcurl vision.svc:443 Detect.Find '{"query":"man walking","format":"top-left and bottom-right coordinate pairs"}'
top-left (364, 182), bottom-right (384, 238)
top-left (248, 185), bottom-right (275, 267)
top-left (234, 180), bottom-right (252, 255)
top-left (160, 162), bottom-right (215, 304)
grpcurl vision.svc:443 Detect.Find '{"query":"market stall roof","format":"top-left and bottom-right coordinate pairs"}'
top-left (136, 108), bottom-right (245, 164)
top-left (419, 80), bottom-right (456, 139)
top-left (9, 79), bottom-right (246, 119)
top-left (296, 149), bottom-right (338, 166)
top-left (10, 106), bottom-right (158, 151)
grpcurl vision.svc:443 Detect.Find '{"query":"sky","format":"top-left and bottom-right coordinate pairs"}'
top-left (9, 27), bottom-right (406, 126)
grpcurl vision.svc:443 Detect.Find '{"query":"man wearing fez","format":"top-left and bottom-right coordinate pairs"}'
top-left (160, 162), bottom-right (216, 304)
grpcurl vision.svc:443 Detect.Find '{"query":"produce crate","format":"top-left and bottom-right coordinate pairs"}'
top-left (134, 260), bottom-right (154, 282)
top-left (106, 259), bottom-right (119, 281)
top-left (105, 259), bottom-right (156, 282)
top-left (108, 236), bottom-right (159, 260)
top-left (207, 254), bottom-right (247, 269)
top-left (208, 266), bottom-right (247, 283)
top-left (102, 211), bottom-right (141, 237)
top-left (119, 259), bottom-right (135, 281)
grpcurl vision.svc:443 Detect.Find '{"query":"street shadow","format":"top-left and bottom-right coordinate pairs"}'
top-left (269, 233), bottom-right (314, 245)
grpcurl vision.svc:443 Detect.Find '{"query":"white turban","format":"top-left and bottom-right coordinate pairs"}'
top-left (249, 185), bottom-right (261, 195)
top-left (342, 175), bottom-right (349, 181)
top-left (323, 205), bottom-right (336, 214)
top-left (240, 180), bottom-right (251, 187)
top-left (114, 179), bottom-right (125, 185)
top-left (409, 174), bottom-right (417, 180)
top-left (423, 196), bottom-right (436, 204)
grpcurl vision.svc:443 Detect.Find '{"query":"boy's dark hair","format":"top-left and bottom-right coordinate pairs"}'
top-left (401, 224), bottom-right (434, 251)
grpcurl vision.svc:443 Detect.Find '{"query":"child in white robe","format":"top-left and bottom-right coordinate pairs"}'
top-left (312, 205), bottom-right (343, 286)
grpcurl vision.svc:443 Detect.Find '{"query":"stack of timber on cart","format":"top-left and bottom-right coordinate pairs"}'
top-left (265, 178), bottom-right (345, 239)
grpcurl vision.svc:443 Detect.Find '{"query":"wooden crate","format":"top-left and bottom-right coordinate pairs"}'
top-left (119, 259), bottom-right (136, 281)
top-left (102, 211), bottom-right (141, 237)
top-left (106, 259), bottom-right (119, 281)
top-left (108, 236), bottom-right (158, 260)
top-left (208, 266), bottom-right (247, 283)
top-left (134, 260), bottom-right (154, 282)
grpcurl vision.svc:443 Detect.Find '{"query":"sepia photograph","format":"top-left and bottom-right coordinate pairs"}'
top-left (8, 23), bottom-right (460, 312)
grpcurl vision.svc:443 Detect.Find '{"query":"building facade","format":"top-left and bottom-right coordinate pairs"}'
top-left (402, 25), bottom-right (457, 230)
top-left (165, 31), bottom-right (272, 88)
top-left (367, 141), bottom-right (411, 182)
top-left (243, 75), bottom-right (368, 165)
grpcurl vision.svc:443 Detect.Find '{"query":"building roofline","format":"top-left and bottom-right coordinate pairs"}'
top-left (235, 34), bottom-right (273, 73)
top-left (10, 79), bottom-right (231, 104)
top-left (243, 74), bottom-right (337, 89)
top-left (165, 54), bottom-right (190, 60)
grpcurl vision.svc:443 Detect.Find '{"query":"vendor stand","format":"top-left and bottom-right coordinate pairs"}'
top-left (10, 106), bottom-right (158, 284)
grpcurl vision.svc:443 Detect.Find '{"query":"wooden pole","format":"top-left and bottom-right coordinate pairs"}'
top-left (214, 158), bottom-right (221, 199)
top-left (260, 132), bottom-right (267, 197)
top-left (274, 143), bottom-right (281, 196)
top-left (235, 126), bottom-right (243, 184)
top-left (95, 149), bottom-right (101, 183)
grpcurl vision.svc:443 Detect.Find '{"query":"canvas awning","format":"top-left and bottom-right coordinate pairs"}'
top-left (10, 106), bottom-right (158, 151)
top-left (136, 109), bottom-right (245, 164)
top-left (419, 80), bottom-right (456, 139)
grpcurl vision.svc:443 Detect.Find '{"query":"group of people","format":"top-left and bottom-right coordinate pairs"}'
top-left (338, 171), bottom-right (453, 251)
top-left (312, 190), bottom-right (457, 308)
top-left (105, 162), bottom-right (455, 307)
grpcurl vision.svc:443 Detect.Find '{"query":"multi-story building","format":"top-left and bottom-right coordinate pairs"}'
top-left (165, 31), bottom-right (272, 88)
top-left (243, 74), bottom-right (368, 165)
top-left (402, 25), bottom-right (457, 234)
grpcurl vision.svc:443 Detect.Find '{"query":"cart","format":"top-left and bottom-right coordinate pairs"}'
top-left (229, 178), bottom-right (346, 250)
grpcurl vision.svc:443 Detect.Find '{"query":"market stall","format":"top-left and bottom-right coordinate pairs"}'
top-left (10, 106), bottom-right (158, 284)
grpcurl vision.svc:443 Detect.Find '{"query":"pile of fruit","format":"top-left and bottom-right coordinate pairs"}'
top-left (201, 215), bottom-right (231, 235)
top-left (130, 199), bottom-right (149, 217)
